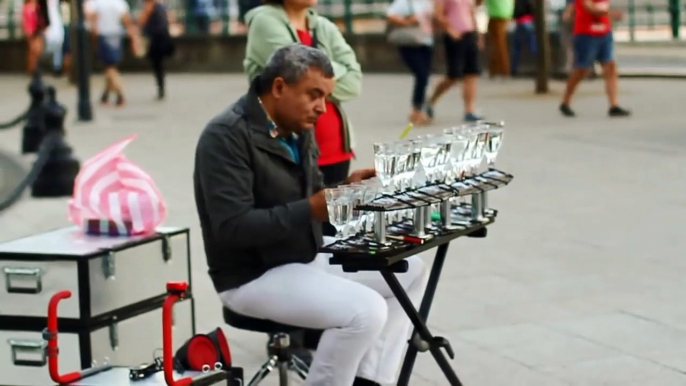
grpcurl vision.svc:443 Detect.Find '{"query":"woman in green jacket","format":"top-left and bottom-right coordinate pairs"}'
top-left (244, 1), bottom-right (362, 185)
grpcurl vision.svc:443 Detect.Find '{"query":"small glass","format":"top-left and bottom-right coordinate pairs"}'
top-left (373, 142), bottom-right (397, 191)
top-left (484, 127), bottom-right (505, 168)
top-left (325, 187), bottom-right (353, 239)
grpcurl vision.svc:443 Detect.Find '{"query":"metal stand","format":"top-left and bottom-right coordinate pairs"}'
top-left (470, 193), bottom-right (484, 222)
top-left (373, 211), bottom-right (388, 244)
top-left (247, 333), bottom-right (308, 386)
top-left (381, 246), bottom-right (462, 386)
top-left (440, 201), bottom-right (458, 230)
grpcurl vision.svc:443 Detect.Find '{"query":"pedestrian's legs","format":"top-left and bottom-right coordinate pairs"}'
top-left (602, 60), bottom-right (618, 106)
top-left (488, 18), bottom-right (510, 77)
top-left (429, 35), bottom-right (460, 107)
top-left (510, 23), bottom-right (525, 75)
top-left (150, 55), bottom-right (165, 99)
top-left (398, 46), bottom-right (431, 124)
top-left (219, 260), bottom-right (388, 386)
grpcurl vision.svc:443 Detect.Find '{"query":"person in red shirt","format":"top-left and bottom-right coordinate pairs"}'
top-left (560, 0), bottom-right (630, 117)
top-left (22, 0), bottom-right (46, 75)
top-left (296, 29), bottom-right (355, 185)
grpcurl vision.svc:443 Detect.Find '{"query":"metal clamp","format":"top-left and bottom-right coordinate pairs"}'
top-left (161, 235), bottom-right (172, 263)
top-left (7, 339), bottom-right (47, 367)
top-left (3, 267), bottom-right (43, 294)
top-left (102, 251), bottom-right (115, 280)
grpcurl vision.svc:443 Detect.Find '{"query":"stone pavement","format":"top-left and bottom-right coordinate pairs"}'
top-left (2, 73), bottom-right (686, 385)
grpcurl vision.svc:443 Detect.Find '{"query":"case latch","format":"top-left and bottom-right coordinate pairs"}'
top-left (109, 317), bottom-right (119, 351)
top-left (102, 251), bottom-right (116, 280)
top-left (161, 235), bottom-right (172, 263)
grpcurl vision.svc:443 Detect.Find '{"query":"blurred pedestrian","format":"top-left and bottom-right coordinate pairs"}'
top-left (485, 0), bottom-right (513, 78)
top-left (53, 0), bottom-right (72, 77)
top-left (191, 0), bottom-right (214, 34)
top-left (559, 0), bottom-right (630, 117)
top-left (89, 0), bottom-right (140, 106)
top-left (244, 0), bottom-right (362, 186)
top-left (23, 0), bottom-right (46, 75)
top-left (386, 0), bottom-right (435, 125)
top-left (424, 0), bottom-right (483, 122)
top-left (139, 0), bottom-right (175, 99)
top-left (510, 0), bottom-right (536, 76)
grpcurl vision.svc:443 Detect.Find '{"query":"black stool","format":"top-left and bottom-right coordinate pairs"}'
top-left (223, 307), bottom-right (313, 386)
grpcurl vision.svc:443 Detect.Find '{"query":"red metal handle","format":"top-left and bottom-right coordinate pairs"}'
top-left (164, 282), bottom-right (192, 386)
top-left (46, 290), bottom-right (82, 384)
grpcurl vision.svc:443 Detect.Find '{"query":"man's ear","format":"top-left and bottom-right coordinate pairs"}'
top-left (272, 77), bottom-right (285, 99)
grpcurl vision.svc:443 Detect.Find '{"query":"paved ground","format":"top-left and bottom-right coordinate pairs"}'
top-left (2, 73), bottom-right (686, 385)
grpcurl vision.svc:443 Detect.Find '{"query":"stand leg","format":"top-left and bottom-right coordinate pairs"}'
top-left (397, 243), bottom-right (450, 386)
top-left (380, 251), bottom-right (462, 386)
top-left (278, 361), bottom-right (289, 386)
top-left (248, 357), bottom-right (277, 386)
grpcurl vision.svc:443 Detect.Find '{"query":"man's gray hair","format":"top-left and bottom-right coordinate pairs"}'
top-left (257, 43), bottom-right (335, 92)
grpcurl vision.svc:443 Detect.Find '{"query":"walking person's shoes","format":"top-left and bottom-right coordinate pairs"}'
top-left (559, 103), bottom-right (575, 117)
top-left (608, 106), bottom-right (630, 117)
top-left (423, 102), bottom-right (435, 119)
top-left (464, 112), bottom-right (483, 122)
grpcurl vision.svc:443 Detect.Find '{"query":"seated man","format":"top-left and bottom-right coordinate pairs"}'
top-left (193, 44), bottom-right (427, 386)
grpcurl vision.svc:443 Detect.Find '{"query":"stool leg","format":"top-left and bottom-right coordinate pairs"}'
top-left (278, 361), bottom-right (289, 386)
top-left (248, 356), bottom-right (278, 386)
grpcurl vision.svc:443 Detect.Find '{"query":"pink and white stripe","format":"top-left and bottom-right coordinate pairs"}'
top-left (68, 134), bottom-right (167, 235)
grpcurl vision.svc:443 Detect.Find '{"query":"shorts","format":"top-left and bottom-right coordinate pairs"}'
top-left (443, 32), bottom-right (481, 79)
top-left (573, 33), bottom-right (614, 69)
top-left (98, 35), bottom-right (123, 66)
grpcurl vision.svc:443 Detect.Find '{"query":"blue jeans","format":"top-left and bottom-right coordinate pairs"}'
top-left (511, 21), bottom-right (537, 74)
top-left (398, 45), bottom-right (433, 110)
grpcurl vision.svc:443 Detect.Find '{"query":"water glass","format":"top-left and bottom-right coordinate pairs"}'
top-left (484, 127), bottom-right (505, 168)
top-left (373, 142), bottom-right (397, 191)
top-left (325, 187), bottom-right (353, 239)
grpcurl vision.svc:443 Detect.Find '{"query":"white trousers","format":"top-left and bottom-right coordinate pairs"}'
top-left (219, 242), bottom-right (427, 386)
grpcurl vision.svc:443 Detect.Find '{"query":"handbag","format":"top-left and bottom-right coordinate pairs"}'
top-left (386, 0), bottom-right (427, 46)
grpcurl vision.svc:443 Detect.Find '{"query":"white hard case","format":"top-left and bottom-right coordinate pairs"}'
top-left (0, 226), bottom-right (191, 319)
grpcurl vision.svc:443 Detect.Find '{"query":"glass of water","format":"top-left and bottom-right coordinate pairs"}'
top-left (373, 142), bottom-right (397, 191)
top-left (325, 187), bottom-right (354, 239)
top-left (484, 127), bottom-right (505, 168)
top-left (346, 183), bottom-right (368, 235)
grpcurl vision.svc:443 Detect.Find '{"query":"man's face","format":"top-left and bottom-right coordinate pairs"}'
top-left (271, 68), bottom-right (335, 133)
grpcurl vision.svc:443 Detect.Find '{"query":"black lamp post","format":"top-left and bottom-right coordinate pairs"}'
top-left (74, 0), bottom-right (93, 121)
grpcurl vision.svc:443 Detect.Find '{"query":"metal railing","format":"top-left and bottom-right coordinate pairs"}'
top-left (0, 0), bottom-right (682, 40)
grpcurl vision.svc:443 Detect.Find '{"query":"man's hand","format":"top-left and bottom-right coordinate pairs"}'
top-left (309, 190), bottom-right (329, 221)
top-left (346, 168), bottom-right (377, 184)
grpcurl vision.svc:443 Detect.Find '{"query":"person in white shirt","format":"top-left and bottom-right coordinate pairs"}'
top-left (88, 0), bottom-right (139, 106)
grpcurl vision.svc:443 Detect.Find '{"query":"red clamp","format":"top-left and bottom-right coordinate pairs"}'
top-left (45, 291), bottom-right (112, 384)
top-left (163, 281), bottom-right (192, 386)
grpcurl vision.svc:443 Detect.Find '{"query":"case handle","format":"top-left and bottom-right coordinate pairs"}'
top-left (7, 339), bottom-right (47, 367)
top-left (3, 267), bottom-right (43, 294)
